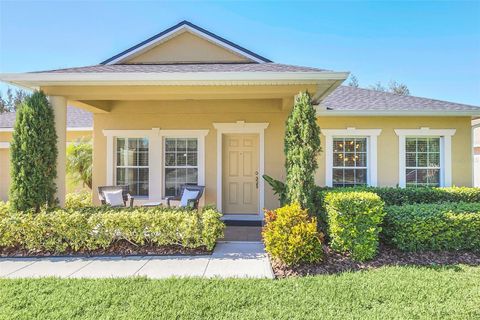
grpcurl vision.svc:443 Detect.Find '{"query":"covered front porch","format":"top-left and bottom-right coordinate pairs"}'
top-left (2, 70), bottom-right (346, 218)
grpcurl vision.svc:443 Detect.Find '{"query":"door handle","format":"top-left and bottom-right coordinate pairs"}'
top-left (255, 171), bottom-right (259, 189)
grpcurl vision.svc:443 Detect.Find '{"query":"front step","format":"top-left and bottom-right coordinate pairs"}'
top-left (221, 226), bottom-right (263, 242)
top-left (223, 219), bottom-right (262, 227)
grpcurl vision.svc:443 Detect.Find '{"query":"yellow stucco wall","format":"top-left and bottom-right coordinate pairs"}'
top-left (0, 130), bottom-right (92, 201)
top-left (92, 99), bottom-right (288, 208)
top-left (92, 99), bottom-right (473, 209)
top-left (125, 32), bottom-right (252, 64)
top-left (315, 117), bottom-right (472, 187)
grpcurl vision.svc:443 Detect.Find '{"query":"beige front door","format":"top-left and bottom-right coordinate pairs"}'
top-left (222, 134), bottom-right (259, 214)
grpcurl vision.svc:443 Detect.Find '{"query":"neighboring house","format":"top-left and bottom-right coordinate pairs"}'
top-left (0, 21), bottom-right (479, 219)
top-left (472, 119), bottom-right (480, 187)
top-left (0, 107), bottom-right (92, 200)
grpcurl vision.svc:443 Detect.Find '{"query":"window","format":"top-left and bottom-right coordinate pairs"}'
top-left (332, 137), bottom-right (368, 187)
top-left (405, 137), bottom-right (441, 187)
top-left (164, 138), bottom-right (198, 197)
top-left (115, 138), bottom-right (149, 196)
top-left (395, 128), bottom-right (455, 188)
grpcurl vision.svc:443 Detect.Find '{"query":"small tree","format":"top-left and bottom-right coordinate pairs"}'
top-left (389, 80), bottom-right (410, 96)
top-left (347, 74), bottom-right (359, 88)
top-left (284, 91), bottom-right (322, 213)
top-left (10, 91), bottom-right (58, 212)
top-left (67, 138), bottom-right (93, 189)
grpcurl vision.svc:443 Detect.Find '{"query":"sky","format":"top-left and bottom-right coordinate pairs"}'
top-left (0, 0), bottom-right (479, 105)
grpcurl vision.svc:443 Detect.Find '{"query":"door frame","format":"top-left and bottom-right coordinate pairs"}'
top-left (213, 121), bottom-right (269, 215)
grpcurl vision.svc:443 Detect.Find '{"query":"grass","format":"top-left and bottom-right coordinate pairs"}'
top-left (1, 265), bottom-right (479, 320)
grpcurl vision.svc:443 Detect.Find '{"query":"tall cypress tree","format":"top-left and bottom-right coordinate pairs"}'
top-left (10, 91), bottom-right (58, 212)
top-left (284, 91), bottom-right (321, 214)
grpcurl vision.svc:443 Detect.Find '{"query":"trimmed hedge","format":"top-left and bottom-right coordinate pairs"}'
top-left (316, 186), bottom-right (480, 207)
top-left (65, 191), bottom-right (92, 209)
top-left (324, 192), bottom-right (385, 261)
top-left (263, 203), bottom-right (323, 266)
top-left (0, 203), bottom-right (224, 252)
top-left (383, 202), bottom-right (480, 251)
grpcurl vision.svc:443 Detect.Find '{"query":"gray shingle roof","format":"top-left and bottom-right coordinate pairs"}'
top-left (323, 86), bottom-right (480, 112)
top-left (33, 63), bottom-right (327, 74)
top-left (0, 106), bottom-right (92, 129)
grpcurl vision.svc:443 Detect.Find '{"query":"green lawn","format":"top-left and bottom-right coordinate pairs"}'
top-left (1, 265), bottom-right (479, 320)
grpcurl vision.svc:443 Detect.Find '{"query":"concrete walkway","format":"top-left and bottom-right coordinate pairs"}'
top-left (0, 242), bottom-right (274, 279)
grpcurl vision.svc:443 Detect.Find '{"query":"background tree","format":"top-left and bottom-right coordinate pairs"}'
top-left (10, 91), bottom-right (58, 212)
top-left (284, 91), bottom-right (322, 214)
top-left (388, 80), bottom-right (410, 95)
top-left (347, 74), bottom-right (359, 87)
top-left (67, 138), bottom-right (93, 189)
top-left (369, 81), bottom-right (387, 92)
top-left (0, 88), bottom-right (30, 113)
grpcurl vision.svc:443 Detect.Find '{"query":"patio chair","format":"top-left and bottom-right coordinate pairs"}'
top-left (98, 185), bottom-right (134, 207)
top-left (165, 184), bottom-right (205, 210)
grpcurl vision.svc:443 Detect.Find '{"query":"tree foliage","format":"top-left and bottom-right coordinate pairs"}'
top-left (388, 80), bottom-right (410, 95)
top-left (347, 74), bottom-right (359, 88)
top-left (0, 88), bottom-right (30, 113)
top-left (284, 91), bottom-right (322, 213)
top-left (67, 138), bottom-right (93, 189)
top-left (9, 91), bottom-right (58, 212)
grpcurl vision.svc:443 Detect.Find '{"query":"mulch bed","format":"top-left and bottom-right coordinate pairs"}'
top-left (0, 240), bottom-right (211, 258)
top-left (272, 244), bottom-right (480, 278)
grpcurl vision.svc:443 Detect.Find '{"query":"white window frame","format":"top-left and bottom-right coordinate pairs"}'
top-left (322, 128), bottom-right (382, 187)
top-left (331, 137), bottom-right (369, 187)
top-left (115, 137), bottom-right (150, 197)
top-left (103, 128), bottom-right (208, 203)
top-left (395, 128), bottom-right (456, 187)
top-left (162, 134), bottom-right (203, 198)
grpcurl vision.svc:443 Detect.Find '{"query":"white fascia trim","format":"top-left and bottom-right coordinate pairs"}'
top-left (102, 128), bottom-right (209, 202)
top-left (0, 142), bottom-right (9, 149)
top-left (106, 25), bottom-right (266, 64)
top-left (321, 128), bottom-right (382, 187)
top-left (395, 127), bottom-right (456, 187)
top-left (213, 121), bottom-right (269, 217)
top-left (316, 109), bottom-right (480, 117)
top-left (0, 71), bottom-right (349, 88)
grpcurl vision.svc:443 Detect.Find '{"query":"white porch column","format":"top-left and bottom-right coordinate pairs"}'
top-left (49, 96), bottom-right (67, 207)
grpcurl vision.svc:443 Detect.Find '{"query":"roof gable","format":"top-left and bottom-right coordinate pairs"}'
top-left (101, 21), bottom-right (272, 65)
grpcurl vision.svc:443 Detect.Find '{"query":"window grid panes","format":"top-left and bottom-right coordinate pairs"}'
top-left (332, 137), bottom-right (368, 187)
top-left (115, 138), bottom-right (149, 196)
top-left (405, 137), bottom-right (441, 187)
top-left (164, 138), bottom-right (198, 197)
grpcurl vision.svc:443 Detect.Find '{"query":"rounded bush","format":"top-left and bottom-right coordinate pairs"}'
top-left (263, 203), bottom-right (323, 266)
top-left (325, 191), bottom-right (385, 261)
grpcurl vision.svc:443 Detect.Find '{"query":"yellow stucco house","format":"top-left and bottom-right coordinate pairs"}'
top-left (1, 21), bottom-right (479, 220)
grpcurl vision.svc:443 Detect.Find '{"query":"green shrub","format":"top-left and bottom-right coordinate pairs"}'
top-left (65, 191), bottom-right (92, 209)
top-left (325, 192), bottom-right (385, 261)
top-left (284, 92), bottom-right (322, 213)
top-left (383, 202), bottom-right (480, 251)
top-left (0, 205), bottom-right (224, 253)
top-left (263, 203), bottom-right (323, 266)
top-left (316, 186), bottom-right (480, 207)
top-left (9, 91), bottom-right (58, 212)
top-left (67, 138), bottom-right (92, 189)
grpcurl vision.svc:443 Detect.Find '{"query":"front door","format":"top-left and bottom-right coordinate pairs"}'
top-left (222, 133), bottom-right (259, 214)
